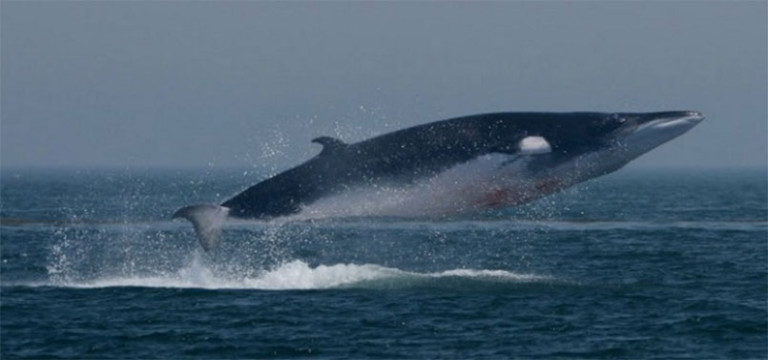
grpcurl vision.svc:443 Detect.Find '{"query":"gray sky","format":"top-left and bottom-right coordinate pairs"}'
top-left (2, 1), bottom-right (766, 169)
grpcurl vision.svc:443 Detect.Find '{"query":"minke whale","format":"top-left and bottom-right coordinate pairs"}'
top-left (174, 111), bottom-right (704, 251)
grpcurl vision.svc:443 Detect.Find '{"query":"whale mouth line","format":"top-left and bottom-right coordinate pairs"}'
top-left (635, 112), bottom-right (704, 134)
top-left (657, 112), bottom-right (704, 126)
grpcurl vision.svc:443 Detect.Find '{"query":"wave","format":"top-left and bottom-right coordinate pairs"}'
top-left (205, 218), bottom-right (768, 235)
top-left (4, 215), bottom-right (764, 233)
top-left (29, 258), bottom-right (552, 291)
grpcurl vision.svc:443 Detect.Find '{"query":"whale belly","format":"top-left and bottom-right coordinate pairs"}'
top-left (298, 153), bottom-right (561, 219)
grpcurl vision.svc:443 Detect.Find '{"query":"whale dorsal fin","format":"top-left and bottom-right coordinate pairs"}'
top-left (312, 136), bottom-right (347, 155)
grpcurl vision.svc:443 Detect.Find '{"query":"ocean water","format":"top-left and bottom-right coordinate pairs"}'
top-left (1, 167), bottom-right (766, 359)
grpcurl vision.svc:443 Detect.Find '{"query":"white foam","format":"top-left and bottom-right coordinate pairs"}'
top-left (43, 259), bottom-right (550, 290)
top-left (243, 261), bottom-right (400, 290)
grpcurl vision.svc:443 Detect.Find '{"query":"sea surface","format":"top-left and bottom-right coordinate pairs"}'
top-left (1, 167), bottom-right (766, 359)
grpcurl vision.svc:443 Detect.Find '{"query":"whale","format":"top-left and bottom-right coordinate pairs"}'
top-left (174, 111), bottom-right (704, 251)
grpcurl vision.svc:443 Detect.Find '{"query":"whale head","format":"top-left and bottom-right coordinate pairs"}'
top-left (589, 111), bottom-right (705, 172)
top-left (523, 111), bottom-right (704, 186)
top-left (609, 111), bottom-right (704, 157)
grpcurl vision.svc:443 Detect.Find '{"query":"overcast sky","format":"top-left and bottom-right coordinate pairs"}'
top-left (2, 1), bottom-right (766, 170)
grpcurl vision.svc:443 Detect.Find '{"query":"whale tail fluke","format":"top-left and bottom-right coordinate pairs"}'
top-left (173, 204), bottom-right (230, 252)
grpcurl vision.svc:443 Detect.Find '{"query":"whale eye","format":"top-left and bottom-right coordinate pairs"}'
top-left (519, 136), bottom-right (552, 154)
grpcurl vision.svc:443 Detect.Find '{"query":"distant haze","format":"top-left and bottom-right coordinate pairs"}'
top-left (2, 2), bottom-right (766, 169)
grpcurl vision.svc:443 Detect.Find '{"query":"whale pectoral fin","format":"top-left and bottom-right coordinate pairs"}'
top-left (312, 136), bottom-right (347, 155)
top-left (172, 204), bottom-right (230, 252)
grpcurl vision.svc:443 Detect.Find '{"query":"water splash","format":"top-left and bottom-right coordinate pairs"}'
top-left (44, 258), bottom-right (552, 291)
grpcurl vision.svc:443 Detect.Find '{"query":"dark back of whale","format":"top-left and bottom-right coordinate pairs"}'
top-left (222, 112), bottom-right (620, 219)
